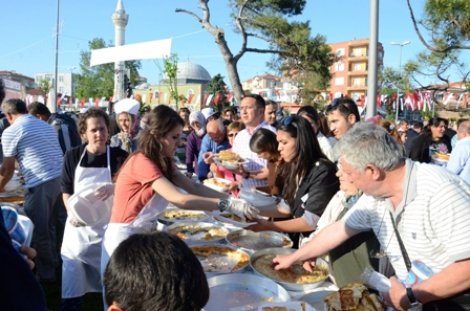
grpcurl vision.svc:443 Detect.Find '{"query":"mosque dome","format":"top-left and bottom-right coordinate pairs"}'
top-left (175, 61), bottom-right (212, 84)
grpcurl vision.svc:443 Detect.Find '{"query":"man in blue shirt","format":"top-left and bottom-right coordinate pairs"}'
top-left (197, 118), bottom-right (231, 181)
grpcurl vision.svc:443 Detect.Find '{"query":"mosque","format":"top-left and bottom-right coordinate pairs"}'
top-left (133, 61), bottom-right (213, 111)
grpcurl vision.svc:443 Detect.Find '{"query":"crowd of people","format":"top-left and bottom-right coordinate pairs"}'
top-left (0, 75), bottom-right (469, 310)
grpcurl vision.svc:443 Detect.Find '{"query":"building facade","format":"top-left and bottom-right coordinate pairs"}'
top-left (34, 72), bottom-right (78, 99)
top-left (329, 38), bottom-right (384, 101)
top-left (133, 61), bottom-right (211, 111)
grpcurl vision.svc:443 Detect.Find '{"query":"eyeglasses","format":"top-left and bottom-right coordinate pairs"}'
top-left (228, 132), bottom-right (238, 138)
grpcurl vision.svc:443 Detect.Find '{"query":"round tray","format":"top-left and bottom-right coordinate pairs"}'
top-left (165, 222), bottom-right (229, 244)
top-left (250, 247), bottom-right (329, 292)
top-left (156, 209), bottom-right (210, 225)
top-left (203, 273), bottom-right (290, 311)
top-left (190, 244), bottom-right (250, 275)
top-left (226, 229), bottom-right (293, 253)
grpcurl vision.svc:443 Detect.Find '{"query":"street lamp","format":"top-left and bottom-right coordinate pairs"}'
top-left (390, 40), bottom-right (410, 121)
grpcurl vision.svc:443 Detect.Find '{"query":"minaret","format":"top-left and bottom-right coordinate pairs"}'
top-left (112, 0), bottom-right (128, 101)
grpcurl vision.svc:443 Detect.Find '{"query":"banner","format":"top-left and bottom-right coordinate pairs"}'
top-left (90, 38), bottom-right (172, 66)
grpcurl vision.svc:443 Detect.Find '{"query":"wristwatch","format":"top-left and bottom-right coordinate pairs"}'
top-left (217, 198), bottom-right (230, 212)
top-left (406, 287), bottom-right (422, 308)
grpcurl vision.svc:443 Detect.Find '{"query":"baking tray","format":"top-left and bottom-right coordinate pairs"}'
top-left (213, 212), bottom-right (257, 228)
top-left (250, 248), bottom-right (329, 292)
top-left (156, 209), bottom-right (209, 225)
top-left (203, 273), bottom-right (290, 311)
top-left (190, 244), bottom-right (250, 276)
top-left (165, 222), bottom-right (229, 244)
top-left (226, 229), bottom-right (293, 253)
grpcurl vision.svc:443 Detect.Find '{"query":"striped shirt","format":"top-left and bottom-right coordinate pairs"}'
top-left (2, 115), bottom-right (63, 188)
top-left (232, 121), bottom-right (276, 189)
top-left (343, 159), bottom-right (470, 281)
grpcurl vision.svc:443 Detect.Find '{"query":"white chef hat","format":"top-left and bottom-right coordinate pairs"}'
top-left (114, 98), bottom-right (140, 116)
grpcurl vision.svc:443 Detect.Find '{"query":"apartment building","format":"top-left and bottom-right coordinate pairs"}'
top-left (34, 72), bottom-right (78, 98)
top-left (329, 38), bottom-right (384, 101)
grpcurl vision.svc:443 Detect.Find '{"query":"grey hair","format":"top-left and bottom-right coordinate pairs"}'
top-left (333, 123), bottom-right (403, 171)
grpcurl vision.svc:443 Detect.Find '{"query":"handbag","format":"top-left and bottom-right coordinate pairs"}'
top-left (390, 212), bottom-right (470, 310)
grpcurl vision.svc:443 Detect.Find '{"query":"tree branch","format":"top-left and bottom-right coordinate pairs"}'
top-left (406, 0), bottom-right (470, 53)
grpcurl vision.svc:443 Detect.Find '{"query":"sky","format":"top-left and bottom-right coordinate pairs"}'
top-left (1, 0), bottom-right (469, 86)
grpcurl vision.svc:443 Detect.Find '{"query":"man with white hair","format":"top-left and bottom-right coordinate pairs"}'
top-left (447, 119), bottom-right (470, 184)
top-left (274, 123), bottom-right (470, 310)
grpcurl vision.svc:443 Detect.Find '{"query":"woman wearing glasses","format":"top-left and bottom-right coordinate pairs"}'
top-left (248, 115), bottom-right (339, 247)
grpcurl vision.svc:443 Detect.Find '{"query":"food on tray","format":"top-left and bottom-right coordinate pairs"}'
top-left (168, 224), bottom-right (228, 241)
top-left (160, 210), bottom-right (207, 221)
top-left (191, 245), bottom-right (249, 273)
top-left (220, 213), bottom-right (244, 222)
top-left (253, 254), bottom-right (328, 284)
top-left (217, 150), bottom-right (241, 162)
top-left (261, 302), bottom-right (308, 311)
top-left (204, 178), bottom-right (230, 189)
top-left (434, 152), bottom-right (450, 161)
top-left (324, 282), bottom-right (384, 311)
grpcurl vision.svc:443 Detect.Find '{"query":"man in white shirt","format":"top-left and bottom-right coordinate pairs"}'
top-left (447, 119), bottom-right (470, 184)
top-left (232, 94), bottom-right (275, 189)
top-left (274, 123), bottom-right (470, 310)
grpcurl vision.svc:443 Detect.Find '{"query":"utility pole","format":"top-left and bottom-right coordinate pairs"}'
top-left (391, 40), bottom-right (410, 121)
top-left (52, 0), bottom-right (60, 113)
top-left (366, 0), bottom-right (379, 119)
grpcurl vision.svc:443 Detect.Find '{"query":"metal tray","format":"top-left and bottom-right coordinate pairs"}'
top-left (165, 222), bottom-right (229, 244)
top-left (190, 244), bottom-right (250, 276)
top-left (213, 212), bottom-right (257, 228)
top-left (203, 273), bottom-right (290, 311)
top-left (226, 229), bottom-right (293, 253)
top-left (156, 209), bottom-right (209, 225)
top-left (250, 248), bottom-right (329, 292)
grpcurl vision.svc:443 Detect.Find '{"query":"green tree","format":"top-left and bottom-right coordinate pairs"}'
top-left (406, 0), bottom-right (470, 88)
top-left (176, 0), bottom-right (332, 103)
top-left (163, 54), bottom-right (179, 109)
top-left (38, 79), bottom-right (51, 94)
top-left (207, 74), bottom-right (227, 94)
top-left (75, 38), bottom-right (141, 100)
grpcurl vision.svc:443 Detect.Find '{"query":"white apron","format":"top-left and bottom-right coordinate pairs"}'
top-left (61, 146), bottom-right (113, 298)
top-left (101, 192), bottom-right (169, 276)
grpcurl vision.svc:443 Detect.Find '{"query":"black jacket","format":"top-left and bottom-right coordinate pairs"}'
top-left (290, 159), bottom-right (339, 247)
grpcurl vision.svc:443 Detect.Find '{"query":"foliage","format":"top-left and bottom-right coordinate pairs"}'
top-left (380, 66), bottom-right (414, 94)
top-left (207, 74), bottom-right (227, 95)
top-left (405, 0), bottom-right (470, 88)
top-left (163, 53), bottom-right (179, 109)
top-left (75, 38), bottom-right (141, 100)
top-left (176, 0), bottom-right (332, 102)
top-left (38, 79), bottom-right (51, 94)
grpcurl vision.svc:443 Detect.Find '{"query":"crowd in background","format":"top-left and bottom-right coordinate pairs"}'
top-left (0, 74), bottom-right (469, 311)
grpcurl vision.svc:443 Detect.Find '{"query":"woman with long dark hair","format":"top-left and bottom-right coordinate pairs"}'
top-left (248, 115), bottom-right (339, 246)
top-left (101, 105), bottom-right (257, 273)
top-left (408, 117), bottom-right (452, 163)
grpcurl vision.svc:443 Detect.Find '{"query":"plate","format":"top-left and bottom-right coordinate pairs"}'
top-left (190, 244), bottom-right (250, 274)
top-left (239, 189), bottom-right (277, 207)
top-left (166, 222), bottom-right (229, 244)
top-left (250, 248), bottom-right (329, 292)
top-left (257, 301), bottom-right (317, 311)
top-left (156, 209), bottom-right (209, 225)
top-left (213, 212), bottom-right (257, 228)
top-left (67, 183), bottom-right (113, 226)
top-left (226, 230), bottom-right (293, 253)
top-left (203, 177), bottom-right (232, 192)
top-left (203, 273), bottom-right (290, 311)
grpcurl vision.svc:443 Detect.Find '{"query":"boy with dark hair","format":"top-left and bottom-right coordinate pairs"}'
top-left (104, 232), bottom-right (209, 311)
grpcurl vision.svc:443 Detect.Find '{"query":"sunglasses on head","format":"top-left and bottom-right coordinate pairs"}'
top-left (280, 115), bottom-right (297, 126)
